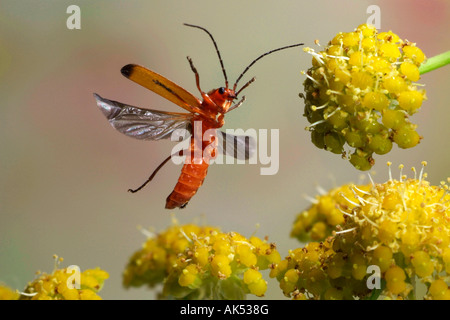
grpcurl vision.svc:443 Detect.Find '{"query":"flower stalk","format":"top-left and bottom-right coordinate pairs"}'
top-left (419, 50), bottom-right (450, 74)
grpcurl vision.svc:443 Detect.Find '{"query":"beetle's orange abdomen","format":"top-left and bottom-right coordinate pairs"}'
top-left (165, 162), bottom-right (209, 209)
top-left (165, 119), bottom-right (218, 209)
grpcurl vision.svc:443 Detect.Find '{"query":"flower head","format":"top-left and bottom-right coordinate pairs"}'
top-left (302, 24), bottom-right (427, 170)
top-left (276, 162), bottom-right (450, 299)
top-left (123, 221), bottom-right (280, 299)
top-left (0, 284), bottom-right (19, 300)
top-left (20, 256), bottom-right (109, 300)
top-left (291, 183), bottom-right (371, 242)
top-left (123, 223), bottom-right (221, 289)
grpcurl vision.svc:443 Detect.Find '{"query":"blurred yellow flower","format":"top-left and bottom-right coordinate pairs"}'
top-left (20, 256), bottom-right (109, 300)
top-left (0, 284), bottom-right (19, 300)
top-left (123, 221), bottom-right (280, 299)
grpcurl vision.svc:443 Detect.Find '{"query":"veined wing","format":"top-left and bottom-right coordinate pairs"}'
top-left (121, 64), bottom-right (202, 113)
top-left (94, 93), bottom-right (192, 141)
top-left (217, 130), bottom-right (256, 160)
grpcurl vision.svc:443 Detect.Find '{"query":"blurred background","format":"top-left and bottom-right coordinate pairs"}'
top-left (0, 0), bottom-right (448, 299)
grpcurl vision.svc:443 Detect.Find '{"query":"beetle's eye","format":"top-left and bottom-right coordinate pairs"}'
top-left (218, 87), bottom-right (225, 94)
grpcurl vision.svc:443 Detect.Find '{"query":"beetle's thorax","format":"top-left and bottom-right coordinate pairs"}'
top-left (199, 87), bottom-right (236, 127)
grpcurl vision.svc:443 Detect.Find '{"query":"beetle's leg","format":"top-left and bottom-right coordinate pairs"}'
top-left (187, 56), bottom-right (204, 95)
top-left (128, 150), bottom-right (186, 193)
top-left (226, 96), bottom-right (246, 113)
top-left (217, 114), bottom-right (225, 127)
top-left (235, 77), bottom-right (255, 97)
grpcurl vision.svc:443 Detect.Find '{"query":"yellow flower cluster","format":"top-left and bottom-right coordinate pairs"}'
top-left (123, 223), bottom-right (281, 299)
top-left (123, 224), bottom-right (220, 289)
top-left (302, 23), bottom-right (427, 170)
top-left (275, 163), bottom-right (450, 299)
top-left (291, 183), bottom-right (370, 242)
top-left (0, 284), bottom-right (19, 300)
top-left (20, 264), bottom-right (109, 300)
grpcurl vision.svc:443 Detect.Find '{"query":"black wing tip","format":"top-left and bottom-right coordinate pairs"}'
top-left (121, 64), bottom-right (136, 78)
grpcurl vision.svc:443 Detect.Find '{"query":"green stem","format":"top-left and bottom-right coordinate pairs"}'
top-left (408, 273), bottom-right (416, 300)
top-left (366, 279), bottom-right (385, 300)
top-left (419, 50), bottom-right (450, 75)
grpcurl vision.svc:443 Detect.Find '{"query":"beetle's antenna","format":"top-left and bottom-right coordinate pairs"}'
top-left (233, 43), bottom-right (304, 92)
top-left (184, 23), bottom-right (229, 88)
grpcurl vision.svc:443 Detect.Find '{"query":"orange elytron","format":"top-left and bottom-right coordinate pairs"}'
top-left (95, 24), bottom-right (302, 209)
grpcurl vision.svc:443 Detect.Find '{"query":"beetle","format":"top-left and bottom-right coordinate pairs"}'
top-left (94, 23), bottom-right (302, 209)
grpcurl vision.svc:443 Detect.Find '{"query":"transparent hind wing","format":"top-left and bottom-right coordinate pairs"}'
top-left (217, 130), bottom-right (256, 160)
top-left (94, 93), bottom-right (192, 141)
